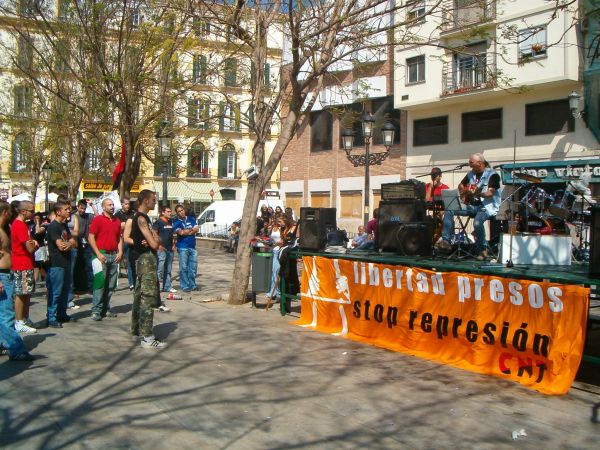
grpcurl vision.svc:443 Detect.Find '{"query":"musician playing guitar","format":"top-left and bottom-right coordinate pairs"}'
top-left (434, 153), bottom-right (502, 260)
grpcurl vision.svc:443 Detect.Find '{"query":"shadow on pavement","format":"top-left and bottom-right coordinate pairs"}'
top-left (153, 322), bottom-right (177, 340)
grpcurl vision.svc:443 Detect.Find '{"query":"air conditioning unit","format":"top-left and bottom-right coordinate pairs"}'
top-left (245, 165), bottom-right (259, 181)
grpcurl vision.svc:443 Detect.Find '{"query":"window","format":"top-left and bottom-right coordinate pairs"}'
top-left (372, 96), bottom-right (401, 146)
top-left (129, 8), bottom-right (141, 29)
top-left (406, 55), bottom-right (425, 84)
top-left (372, 190), bottom-right (381, 210)
top-left (188, 142), bottom-right (210, 178)
top-left (86, 145), bottom-right (101, 171)
top-left (285, 193), bottom-right (303, 218)
top-left (462, 108), bottom-right (502, 142)
top-left (12, 133), bottom-right (29, 171)
top-left (519, 27), bottom-right (547, 60)
top-left (192, 55), bottom-right (207, 84)
top-left (54, 39), bottom-right (69, 73)
top-left (264, 63), bottom-right (271, 89)
top-left (188, 98), bottom-right (210, 130)
top-left (219, 102), bottom-right (240, 132)
top-left (193, 18), bottom-right (210, 36)
top-left (218, 144), bottom-right (237, 178)
top-left (58, 0), bottom-right (70, 21)
top-left (340, 191), bottom-right (362, 218)
top-left (19, 0), bottom-right (38, 16)
top-left (454, 42), bottom-right (487, 90)
top-left (310, 192), bottom-right (330, 208)
top-left (310, 110), bottom-right (333, 152)
top-left (413, 116), bottom-right (448, 146)
top-left (17, 36), bottom-right (33, 70)
top-left (407, 1), bottom-right (426, 23)
top-left (224, 58), bottom-right (237, 87)
top-left (14, 85), bottom-right (32, 117)
top-left (526, 99), bottom-right (574, 135)
top-left (339, 103), bottom-right (364, 148)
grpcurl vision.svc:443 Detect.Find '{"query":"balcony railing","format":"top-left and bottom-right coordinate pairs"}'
top-left (217, 169), bottom-right (242, 180)
top-left (442, 1), bottom-right (496, 32)
top-left (188, 168), bottom-right (211, 179)
top-left (441, 59), bottom-right (496, 96)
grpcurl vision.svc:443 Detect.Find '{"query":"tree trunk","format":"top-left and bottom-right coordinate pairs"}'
top-left (228, 110), bottom-right (300, 305)
top-left (228, 157), bottom-right (265, 305)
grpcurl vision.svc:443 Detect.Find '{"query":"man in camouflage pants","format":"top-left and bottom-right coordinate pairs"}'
top-left (127, 190), bottom-right (166, 349)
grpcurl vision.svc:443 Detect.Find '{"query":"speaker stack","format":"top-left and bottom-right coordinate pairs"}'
top-left (377, 180), bottom-right (432, 256)
top-left (299, 207), bottom-right (337, 251)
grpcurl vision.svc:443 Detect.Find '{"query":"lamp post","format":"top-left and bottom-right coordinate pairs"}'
top-left (42, 164), bottom-right (52, 213)
top-left (155, 120), bottom-right (173, 209)
top-left (342, 114), bottom-right (395, 227)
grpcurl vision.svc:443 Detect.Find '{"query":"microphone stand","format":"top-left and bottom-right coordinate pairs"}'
top-left (507, 130), bottom-right (517, 268)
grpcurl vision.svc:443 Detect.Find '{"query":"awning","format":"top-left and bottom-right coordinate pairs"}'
top-left (497, 158), bottom-right (600, 184)
top-left (151, 180), bottom-right (222, 202)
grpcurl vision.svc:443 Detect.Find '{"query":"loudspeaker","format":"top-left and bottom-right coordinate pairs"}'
top-left (381, 180), bottom-right (426, 201)
top-left (299, 207), bottom-right (337, 250)
top-left (590, 205), bottom-right (600, 275)
top-left (378, 221), bottom-right (434, 256)
top-left (377, 200), bottom-right (430, 254)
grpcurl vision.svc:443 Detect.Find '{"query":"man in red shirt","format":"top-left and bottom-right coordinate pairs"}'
top-left (11, 201), bottom-right (38, 333)
top-left (88, 198), bottom-right (123, 321)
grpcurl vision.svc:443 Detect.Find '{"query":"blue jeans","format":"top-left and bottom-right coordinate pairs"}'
top-left (91, 253), bottom-right (119, 316)
top-left (268, 247), bottom-right (280, 298)
top-left (178, 247), bottom-right (197, 291)
top-left (157, 250), bottom-right (174, 292)
top-left (0, 272), bottom-right (27, 357)
top-left (122, 242), bottom-right (134, 287)
top-left (442, 206), bottom-right (493, 253)
top-left (46, 266), bottom-right (71, 324)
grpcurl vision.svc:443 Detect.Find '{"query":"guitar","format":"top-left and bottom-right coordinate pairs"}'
top-left (461, 184), bottom-right (483, 206)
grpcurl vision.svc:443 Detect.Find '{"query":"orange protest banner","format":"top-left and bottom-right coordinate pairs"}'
top-left (295, 256), bottom-right (589, 395)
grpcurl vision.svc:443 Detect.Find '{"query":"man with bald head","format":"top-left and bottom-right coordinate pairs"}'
top-left (11, 200), bottom-right (38, 333)
top-left (88, 198), bottom-right (123, 321)
top-left (435, 153), bottom-right (502, 260)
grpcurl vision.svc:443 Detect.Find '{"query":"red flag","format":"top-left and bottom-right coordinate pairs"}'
top-left (111, 141), bottom-right (126, 191)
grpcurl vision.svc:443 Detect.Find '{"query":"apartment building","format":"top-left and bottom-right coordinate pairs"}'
top-left (280, 29), bottom-right (406, 231)
top-left (395, 0), bottom-right (599, 187)
top-left (0, 1), bottom-right (282, 213)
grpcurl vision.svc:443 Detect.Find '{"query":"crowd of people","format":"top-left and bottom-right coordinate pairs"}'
top-left (0, 189), bottom-right (201, 360)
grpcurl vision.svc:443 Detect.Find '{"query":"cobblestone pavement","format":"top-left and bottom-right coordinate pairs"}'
top-left (0, 247), bottom-right (599, 449)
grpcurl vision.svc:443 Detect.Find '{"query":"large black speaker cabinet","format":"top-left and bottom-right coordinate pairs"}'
top-left (590, 206), bottom-right (600, 276)
top-left (299, 207), bottom-right (337, 250)
top-left (377, 200), bottom-right (431, 255)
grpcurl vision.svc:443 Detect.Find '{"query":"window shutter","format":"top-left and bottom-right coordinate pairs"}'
top-left (200, 56), bottom-right (207, 84)
top-left (188, 99), bottom-right (198, 128)
top-left (218, 151), bottom-right (226, 178)
top-left (193, 55), bottom-right (200, 82)
top-left (219, 102), bottom-right (225, 131)
top-left (233, 152), bottom-right (238, 177)
top-left (248, 104), bottom-right (254, 128)
top-left (235, 104), bottom-right (241, 131)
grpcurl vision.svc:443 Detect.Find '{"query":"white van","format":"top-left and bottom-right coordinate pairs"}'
top-left (197, 198), bottom-right (285, 237)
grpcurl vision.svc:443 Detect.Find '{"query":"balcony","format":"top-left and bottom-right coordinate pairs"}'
top-left (217, 169), bottom-right (242, 180)
top-left (441, 1), bottom-right (496, 33)
top-left (188, 168), bottom-right (212, 179)
top-left (441, 59), bottom-right (496, 97)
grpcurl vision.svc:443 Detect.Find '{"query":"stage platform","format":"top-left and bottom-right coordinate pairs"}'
top-left (294, 249), bottom-right (600, 286)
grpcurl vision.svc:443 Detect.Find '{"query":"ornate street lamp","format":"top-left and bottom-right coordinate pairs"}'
top-left (568, 90), bottom-right (582, 119)
top-left (155, 120), bottom-right (173, 208)
top-left (42, 163), bottom-right (52, 213)
top-left (342, 113), bottom-right (395, 227)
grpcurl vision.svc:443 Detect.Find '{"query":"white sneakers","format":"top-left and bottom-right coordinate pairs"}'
top-left (168, 288), bottom-right (177, 293)
top-left (140, 336), bottom-right (167, 349)
top-left (15, 320), bottom-right (37, 334)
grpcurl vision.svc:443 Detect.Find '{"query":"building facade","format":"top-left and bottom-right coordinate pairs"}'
top-left (0, 1), bottom-right (283, 214)
top-left (280, 32), bottom-right (407, 232)
top-left (395, 0), bottom-right (599, 187)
